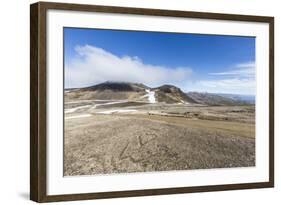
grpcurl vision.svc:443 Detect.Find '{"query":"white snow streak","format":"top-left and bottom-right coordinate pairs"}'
top-left (65, 114), bottom-right (92, 120)
top-left (65, 105), bottom-right (91, 113)
top-left (65, 100), bottom-right (95, 104)
top-left (97, 109), bottom-right (137, 114)
top-left (96, 100), bottom-right (127, 107)
top-left (141, 89), bottom-right (156, 103)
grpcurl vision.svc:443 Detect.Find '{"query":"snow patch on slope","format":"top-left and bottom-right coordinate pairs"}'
top-left (97, 109), bottom-right (137, 114)
top-left (65, 114), bottom-right (92, 120)
top-left (141, 89), bottom-right (156, 103)
top-left (65, 105), bottom-right (91, 113)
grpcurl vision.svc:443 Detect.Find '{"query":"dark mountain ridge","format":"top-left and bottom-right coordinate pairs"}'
top-left (82, 81), bottom-right (148, 92)
top-left (153, 85), bottom-right (198, 104)
top-left (66, 82), bottom-right (251, 105)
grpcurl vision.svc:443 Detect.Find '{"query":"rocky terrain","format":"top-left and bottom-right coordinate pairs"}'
top-left (64, 82), bottom-right (255, 176)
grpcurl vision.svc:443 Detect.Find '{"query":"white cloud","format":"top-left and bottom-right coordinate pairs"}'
top-left (208, 61), bottom-right (255, 78)
top-left (65, 45), bottom-right (192, 88)
top-left (65, 45), bottom-right (255, 95)
top-left (236, 62), bottom-right (255, 68)
top-left (194, 78), bottom-right (255, 95)
top-left (182, 62), bottom-right (256, 95)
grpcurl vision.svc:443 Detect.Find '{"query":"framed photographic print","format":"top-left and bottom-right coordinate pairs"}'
top-left (30, 1), bottom-right (274, 202)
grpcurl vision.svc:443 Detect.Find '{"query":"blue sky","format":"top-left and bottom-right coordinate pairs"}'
top-left (64, 27), bottom-right (256, 95)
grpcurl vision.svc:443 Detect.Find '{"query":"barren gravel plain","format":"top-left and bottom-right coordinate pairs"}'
top-left (64, 99), bottom-right (255, 176)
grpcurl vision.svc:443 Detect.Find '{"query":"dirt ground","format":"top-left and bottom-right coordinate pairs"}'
top-left (64, 106), bottom-right (255, 176)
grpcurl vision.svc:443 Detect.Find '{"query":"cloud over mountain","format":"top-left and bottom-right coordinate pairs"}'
top-left (65, 45), bottom-right (255, 95)
top-left (65, 45), bottom-right (192, 88)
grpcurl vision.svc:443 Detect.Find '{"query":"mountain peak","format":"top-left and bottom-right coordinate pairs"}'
top-left (83, 81), bottom-right (148, 92)
top-left (66, 82), bottom-right (250, 105)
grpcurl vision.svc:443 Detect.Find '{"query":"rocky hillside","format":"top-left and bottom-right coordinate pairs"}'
top-left (65, 82), bottom-right (250, 105)
top-left (65, 82), bottom-right (148, 102)
top-left (83, 81), bottom-right (149, 92)
top-left (65, 82), bottom-right (196, 104)
top-left (186, 92), bottom-right (250, 106)
top-left (153, 85), bottom-right (197, 104)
